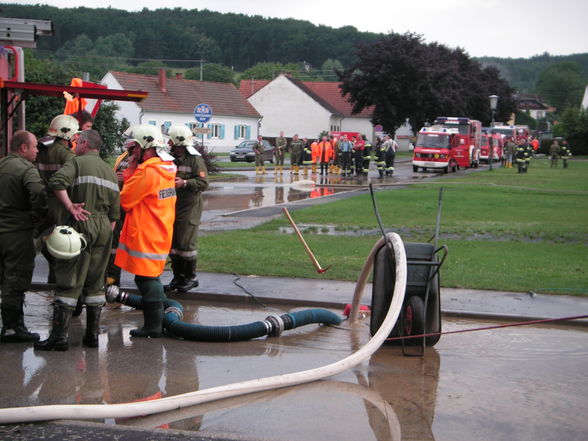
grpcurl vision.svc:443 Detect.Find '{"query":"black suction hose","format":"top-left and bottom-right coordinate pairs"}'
top-left (106, 286), bottom-right (341, 342)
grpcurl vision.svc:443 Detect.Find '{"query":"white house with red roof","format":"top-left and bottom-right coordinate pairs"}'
top-left (240, 74), bottom-right (375, 141)
top-left (101, 70), bottom-right (261, 152)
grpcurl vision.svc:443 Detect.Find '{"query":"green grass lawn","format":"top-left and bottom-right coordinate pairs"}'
top-left (199, 158), bottom-right (588, 295)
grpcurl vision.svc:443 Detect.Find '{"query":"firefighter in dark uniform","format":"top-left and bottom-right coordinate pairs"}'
top-left (36, 114), bottom-right (78, 283)
top-left (549, 139), bottom-right (561, 168)
top-left (524, 139), bottom-right (533, 169)
top-left (561, 140), bottom-right (572, 168)
top-left (515, 139), bottom-right (529, 173)
top-left (362, 135), bottom-right (372, 178)
top-left (289, 134), bottom-right (303, 175)
top-left (165, 126), bottom-right (209, 292)
top-left (374, 137), bottom-right (386, 178)
top-left (301, 137), bottom-right (313, 176)
top-left (275, 131), bottom-right (287, 175)
top-left (0, 131), bottom-right (47, 343)
top-left (35, 129), bottom-right (120, 351)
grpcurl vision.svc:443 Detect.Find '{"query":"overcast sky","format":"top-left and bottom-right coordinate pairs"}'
top-left (9, 0), bottom-right (588, 58)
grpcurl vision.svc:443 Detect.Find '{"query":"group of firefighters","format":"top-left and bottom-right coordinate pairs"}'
top-left (253, 132), bottom-right (400, 178)
top-left (502, 136), bottom-right (572, 173)
top-left (0, 114), bottom-right (208, 350)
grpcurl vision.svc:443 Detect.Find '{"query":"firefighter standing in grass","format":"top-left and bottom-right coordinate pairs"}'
top-left (561, 140), bottom-right (572, 168)
top-left (352, 136), bottom-right (365, 176)
top-left (275, 131), bottom-right (287, 175)
top-left (36, 115), bottom-right (78, 283)
top-left (165, 126), bottom-right (209, 293)
top-left (253, 135), bottom-right (266, 175)
top-left (0, 131), bottom-right (47, 344)
top-left (515, 139), bottom-right (529, 173)
top-left (114, 125), bottom-right (177, 338)
top-left (35, 129), bottom-right (120, 351)
top-left (549, 139), bottom-right (561, 168)
top-left (289, 134), bottom-right (304, 175)
top-left (504, 137), bottom-right (515, 168)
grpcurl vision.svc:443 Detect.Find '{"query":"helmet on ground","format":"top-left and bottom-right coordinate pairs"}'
top-left (47, 115), bottom-right (81, 141)
top-left (45, 225), bottom-right (87, 260)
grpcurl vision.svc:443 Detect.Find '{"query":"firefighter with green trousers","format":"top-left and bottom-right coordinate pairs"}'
top-left (275, 131), bottom-right (287, 175)
top-left (0, 131), bottom-right (47, 343)
top-left (515, 139), bottom-right (529, 173)
top-left (253, 135), bottom-right (266, 175)
top-left (35, 129), bottom-right (120, 351)
top-left (560, 140), bottom-right (572, 168)
top-left (289, 134), bottom-right (304, 175)
top-left (165, 126), bottom-right (209, 292)
top-left (549, 139), bottom-right (561, 168)
top-left (374, 137), bottom-right (386, 178)
top-left (36, 114), bottom-right (78, 283)
top-left (362, 135), bottom-right (372, 177)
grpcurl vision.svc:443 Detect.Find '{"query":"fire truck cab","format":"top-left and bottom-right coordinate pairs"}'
top-left (412, 117), bottom-right (481, 173)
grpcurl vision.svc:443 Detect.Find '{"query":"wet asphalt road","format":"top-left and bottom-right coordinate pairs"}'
top-left (2, 158), bottom-right (587, 440)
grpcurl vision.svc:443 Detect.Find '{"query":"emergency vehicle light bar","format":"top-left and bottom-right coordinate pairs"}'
top-left (434, 117), bottom-right (470, 124)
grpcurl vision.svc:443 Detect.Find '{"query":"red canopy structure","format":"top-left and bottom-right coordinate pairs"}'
top-left (0, 79), bottom-right (148, 155)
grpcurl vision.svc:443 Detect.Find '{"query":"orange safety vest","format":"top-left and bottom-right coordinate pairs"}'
top-left (114, 157), bottom-right (177, 277)
top-left (311, 142), bottom-right (320, 163)
top-left (317, 141), bottom-right (334, 162)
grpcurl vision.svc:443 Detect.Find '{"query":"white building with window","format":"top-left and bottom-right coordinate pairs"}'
top-left (240, 74), bottom-right (374, 141)
top-left (101, 70), bottom-right (261, 153)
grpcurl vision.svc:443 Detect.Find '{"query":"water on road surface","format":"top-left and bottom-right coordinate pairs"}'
top-left (1, 292), bottom-right (586, 441)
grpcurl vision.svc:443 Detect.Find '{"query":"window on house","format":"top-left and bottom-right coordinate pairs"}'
top-left (234, 124), bottom-right (250, 139)
top-left (208, 123), bottom-right (225, 139)
top-left (161, 121), bottom-right (172, 134)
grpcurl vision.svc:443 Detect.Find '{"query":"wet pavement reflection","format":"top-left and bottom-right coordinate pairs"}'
top-left (2, 292), bottom-right (587, 441)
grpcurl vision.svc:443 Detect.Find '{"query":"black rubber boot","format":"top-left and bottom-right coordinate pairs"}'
top-left (164, 258), bottom-right (185, 292)
top-left (130, 302), bottom-right (163, 338)
top-left (175, 260), bottom-right (199, 292)
top-left (1, 302), bottom-right (40, 343)
top-left (83, 305), bottom-right (102, 348)
top-left (34, 304), bottom-right (72, 351)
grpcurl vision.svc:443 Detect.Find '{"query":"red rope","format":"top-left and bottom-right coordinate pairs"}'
top-left (385, 315), bottom-right (588, 342)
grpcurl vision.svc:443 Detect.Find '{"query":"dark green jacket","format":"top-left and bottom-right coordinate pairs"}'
top-left (0, 153), bottom-right (47, 233)
top-left (174, 153), bottom-right (209, 226)
top-left (48, 150), bottom-right (120, 224)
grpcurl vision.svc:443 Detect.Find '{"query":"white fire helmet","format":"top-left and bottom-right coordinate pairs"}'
top-left (45, 225), bottom-right (87, 260)
top-left (47, 115), bottom-right (81, 141)
top-left (124, 125), bottom-right (174, 161)
top-left (168, 125), bottom-right (199, 155)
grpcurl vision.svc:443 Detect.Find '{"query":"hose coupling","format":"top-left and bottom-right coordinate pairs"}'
top-left (165, 306), bottom-right (183, 321)
top-left (265, 315), bottom-right (285, 337)
top-left (105, 285), bottom-right (127, 304)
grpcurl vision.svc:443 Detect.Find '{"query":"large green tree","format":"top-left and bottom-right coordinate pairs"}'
top-left (337, 33), bottom-right (516, 133)
top-left (556, 108), bottom-right (588, 154)
top-left (535, 62), bottom-right (586, 112)
top-left (185, 63), bottom-right (235, 83)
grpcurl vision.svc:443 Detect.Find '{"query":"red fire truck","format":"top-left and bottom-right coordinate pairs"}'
top-left (412, 117), bottom-right (481, 173)
top-left (480, 131), bottom-right (504, 163)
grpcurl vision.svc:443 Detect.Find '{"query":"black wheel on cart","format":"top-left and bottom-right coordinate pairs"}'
top-left (403, 295), bottom-right (425, 345)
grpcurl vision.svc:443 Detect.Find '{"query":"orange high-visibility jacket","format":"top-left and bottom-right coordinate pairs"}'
top-left (317, 141), bottom-right (334, 163)
top-left (311, 141), bottom-right (320, 163)
top-left (115, 157), bottom-right (177, 277)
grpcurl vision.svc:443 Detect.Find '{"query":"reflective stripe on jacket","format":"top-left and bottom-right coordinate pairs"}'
top-left (115, 157), bottom-right (177, 277)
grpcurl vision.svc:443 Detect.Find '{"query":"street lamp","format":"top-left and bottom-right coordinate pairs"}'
top-left (488, 94), bottom-right (499, 171)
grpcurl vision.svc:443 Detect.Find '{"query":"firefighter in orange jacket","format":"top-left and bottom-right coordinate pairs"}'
top-left (114, 125), bottom-right (177, 338)
top-left (317, 136), bottom-right (334, 175)
top-left (310, 139), bottom-right (320, 174)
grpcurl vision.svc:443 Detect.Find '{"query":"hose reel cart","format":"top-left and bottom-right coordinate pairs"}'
top-left (369, 187), bottom-right (447, 356)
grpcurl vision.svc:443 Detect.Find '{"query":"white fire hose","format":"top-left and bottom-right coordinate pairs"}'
top-left (0, 233), bottom-right (406, 424)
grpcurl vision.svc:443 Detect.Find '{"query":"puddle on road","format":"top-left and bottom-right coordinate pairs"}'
top-left (1, 295), bottom-right (587, 441)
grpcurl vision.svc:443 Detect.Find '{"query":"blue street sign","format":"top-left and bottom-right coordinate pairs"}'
top-left (194, 103), bottom-right (212, 123)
